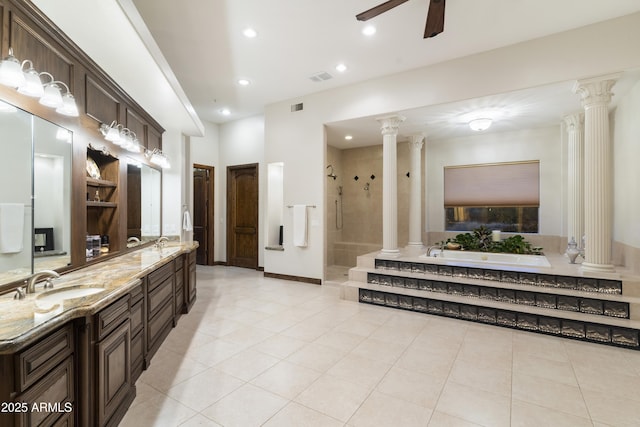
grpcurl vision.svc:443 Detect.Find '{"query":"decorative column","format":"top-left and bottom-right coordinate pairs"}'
top-left (377, 115), bottom-right (405, 254)
top-left (573, 74), bottom-right (619, 272)
top-left (407, 135), bottom-right (424, 247)
top-left (564, 113), bottom-right (584, 249)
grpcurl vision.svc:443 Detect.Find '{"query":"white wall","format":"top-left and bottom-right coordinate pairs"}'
top-left (263, 13), bottom-right (640, 280)
top-left (219, 115), bottom-right (265, 266)
top-left (161, 130), bottom-right (185, 237)
top-left (613, 80), bottom-right (640, 247)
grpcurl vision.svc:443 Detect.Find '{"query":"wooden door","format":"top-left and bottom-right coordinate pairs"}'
top-left (227, 164), bottom-right (258, 269)
top-left (193, 165), bottom-right (214, 265)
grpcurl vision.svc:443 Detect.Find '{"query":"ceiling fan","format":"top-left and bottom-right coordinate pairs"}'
top-left (356, 0), bottom-right (446, 38)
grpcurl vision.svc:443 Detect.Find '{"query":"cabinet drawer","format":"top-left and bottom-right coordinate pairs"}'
top-left (148, 261), bottom-right (174, 292)
top-left (130, 299), bottom-right (144, 336)
top-left (147, 276), bottom-right (174, 319)
top-left (15, 356), bottom-right (74, 427)
top-left (17, 324), bottom-right (74, 392)
top-left (130, 281), bottom-right (144, 304)
top-left (188, 250), bottom-right (196, 265)
top-left (95, 295), bottom-right (130, 341)
top-left (147, 299), bottom-right (173, 352)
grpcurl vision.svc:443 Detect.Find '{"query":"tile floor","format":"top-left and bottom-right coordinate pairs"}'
top-left (120, 266), bottom-right (640, 427)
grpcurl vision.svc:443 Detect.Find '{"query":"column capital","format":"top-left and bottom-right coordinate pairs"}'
top-left (573, 73), bottom-right (621, 107)
top-left (376, 114), bottom-right (406, 136)
top-left (407, 134), bottom-right (424, 150)
top-left (563, 112), bottom-right (584, 131)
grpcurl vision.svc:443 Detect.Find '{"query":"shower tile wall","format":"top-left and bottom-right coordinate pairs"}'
top-left (327, 143), bottom-right (423, 267)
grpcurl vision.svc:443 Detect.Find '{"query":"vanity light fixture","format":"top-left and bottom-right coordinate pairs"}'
top-left (468, 118), bottom-right (492, 132)
top-left (145, 148), bottom-right (171, 169)
top-left (0, 48), bottom-right (80, 117)
top-left (99, 121), bottom-right (142, 152)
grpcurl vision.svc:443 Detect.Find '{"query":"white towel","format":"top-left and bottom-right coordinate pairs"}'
top-left (182, 210), bottom-right (193, 231)
top-left (0, 203), bottom-right (25, 254)
top-left (292, 205), bottom-right (308, 247)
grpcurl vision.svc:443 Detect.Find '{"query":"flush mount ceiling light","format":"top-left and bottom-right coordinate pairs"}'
top-left (362, 25), bottom-right (376, 36)
top-left (0, 48), bottom-right (80, 117)
top-left (220, 108), bottom-right (231, 116)
top-left (243, 28), bottom-right (257, 38)
top-left (468, 118), bottom-right (492, 131)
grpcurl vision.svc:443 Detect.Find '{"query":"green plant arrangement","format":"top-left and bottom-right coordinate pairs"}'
top-left (440, 226), bottom-right (543, 255)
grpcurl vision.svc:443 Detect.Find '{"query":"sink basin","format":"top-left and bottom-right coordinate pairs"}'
top-left (35, 285), bottom-right (105, 309)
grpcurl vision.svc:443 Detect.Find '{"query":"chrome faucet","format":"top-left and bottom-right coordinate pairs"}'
top-left (155, 236), bottom-right (169, 248)
top-left (426, 245), bottom-right (441, 257)
top-left (26, 270), bottom-right (60, 294)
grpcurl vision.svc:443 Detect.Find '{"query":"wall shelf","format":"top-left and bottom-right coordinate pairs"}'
top-left (87, 201), bottom-right (118, 208)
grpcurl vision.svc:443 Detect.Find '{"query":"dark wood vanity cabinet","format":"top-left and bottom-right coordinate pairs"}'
top-left (185, 250), bottom-right (197, 312)
top-left (92, 294), bottom-right (134, 427)
top-left (3, 325), bottom-right (75, 427)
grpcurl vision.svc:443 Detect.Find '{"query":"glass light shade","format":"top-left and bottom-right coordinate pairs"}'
top-left (56, 92), bottom-right (79, 117)
top-left (0, 52), bottom-right (26, 88)
top-left (39, 83), bottom-right (63, 108)
top-left (17, 68), bottom-right (44, 97)
top-left (469, 118), bottom-right (492, 131)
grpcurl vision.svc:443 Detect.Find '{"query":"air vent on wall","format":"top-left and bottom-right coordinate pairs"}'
top-left (291, 103), bottom-right (304, 112)
top-left (308, 71), bottom-right (333, 82)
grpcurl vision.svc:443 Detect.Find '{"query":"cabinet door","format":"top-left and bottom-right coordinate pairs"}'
top-left (15, 357), bottom-right (74, 427)
top-left (95, 321), bottom-right (131, 426)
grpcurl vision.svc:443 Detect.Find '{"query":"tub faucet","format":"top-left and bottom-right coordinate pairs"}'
top-left (426, 245), bottom-right (441, 257)
top-left (155, 236), bottom-right (169, 248)
top-left (26, 270), bottom-right (60, 294)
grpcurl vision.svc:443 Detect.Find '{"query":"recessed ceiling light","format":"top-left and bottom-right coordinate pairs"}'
top-left (335, 63), bottom-right (347, 73)
top-left (345, 135), bottom-right (353, 140)
top-left (238, 79), bottom-right (251, 86)
top-left (362, 25), bottom-right (376, 36)
top-left (220, 108), bottom-right (231, 116)
top-left (243, 28), bottom-right (257, 38)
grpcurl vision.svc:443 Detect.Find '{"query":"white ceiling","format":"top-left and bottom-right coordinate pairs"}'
top-left (127, 0), bottom-right (640, 145)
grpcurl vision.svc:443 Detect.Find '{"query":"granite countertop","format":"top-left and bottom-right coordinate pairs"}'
top-left (0, 241), bottom-right (198, 354)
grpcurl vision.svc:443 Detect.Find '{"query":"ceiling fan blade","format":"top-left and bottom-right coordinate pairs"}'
top-left (424, 0), bottom-right (446, 38)
top-left (356, 0), bottom-right (410, 22)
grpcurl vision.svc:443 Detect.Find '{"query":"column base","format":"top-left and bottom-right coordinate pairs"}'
top-left (581, 262), bottom-right (615, 273)
top-left (407, 242), bottom-right (424, 247)
top-left (380, 248), bottom-right (400, 256)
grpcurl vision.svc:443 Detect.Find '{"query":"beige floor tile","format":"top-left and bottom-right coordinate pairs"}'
top-left (350, 336), bottom-right (408, 364)
top-left (333, 318), bottom-right (381, 337)
top-left (573, 364), bottom-right (640, 402)
top-left (182, 337), bottom-right (245, 367)
top-left (281, 322), bottom-right (333, 342)
top-left (348, 390), bottom-right (432, 427)
top-left (255, 313), bottom-right (303, 333)
top-left (511, 399), bottom-right (593, 427)
top-left (218, 325), bottom-right (274, 348)
top-left (427, 411), bottom-right (484, 427)
top-left (201, 383), bottom-right (288, 426)
top-left (369, 323), bottom-right (422, 346)
top-left (139, 349), bottom-right (210, 392)
top-left (178, 414), bottom-right (223, 426)
top-left (376, 366), bottom-right (445, 409)
top-left (396, 345), bottom-right (456, 381)
top-left (512, 351), bottom-right (578, 387)
top-left (511, 371), bottom-right (589, 418)
top-left (162, 329), bottom-right (218, 355)
top-left (313, 329), bottom-right (366, 352)
top-left (448, 358), bottom-right (511, 397)
top-left (512, 332), bottom-right (570, 362)
top-left (326, 353), bottom-right (392, 389)
top-left (165, 368), bottom-right (244, 411)
top-left (119, 394), bottom-right (197, 427)
top-left (214, 348), bottom-right (281, 381)
top-left (286, 342), bottom-right (348, 372)
top-left (251, 360), bottom-right (322, 399)
top-left (435, 381), bottom-right (511, 427)
top-left (294, 373), bottom-right (371, 422)
top-left (263, 402), bottom-right (344, 427)
top-left (582, 389), bottom-right (640, 426)
top-left (251, 333), bottom-right (308, 358)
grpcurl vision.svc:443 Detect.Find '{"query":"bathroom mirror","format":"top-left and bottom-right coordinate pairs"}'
top-left (266, 162), bottom-right (284, 248)
top-left (0, 99), bottom-right (72, 287)
top-left (127, 160), bottom-right (161, 244)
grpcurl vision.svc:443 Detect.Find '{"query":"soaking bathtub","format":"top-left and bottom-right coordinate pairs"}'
top-left (421, 249), bottom-right (551, 268)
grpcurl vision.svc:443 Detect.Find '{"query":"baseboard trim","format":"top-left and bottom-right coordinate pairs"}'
top-left (213, 261), bottom-right (227, 266)
top-left (263, 272), bottom-right (321, 285)
top-left (257, 266), bottom-right (264, 272)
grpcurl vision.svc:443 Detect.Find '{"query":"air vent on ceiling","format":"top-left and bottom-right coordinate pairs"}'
top-left (291, 103), bottom-right (304, 112)
top-left (308, 71), bottom-right (333, 82)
